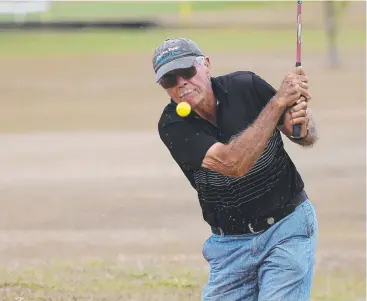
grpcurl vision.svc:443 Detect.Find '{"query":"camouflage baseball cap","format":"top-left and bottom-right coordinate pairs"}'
top-left (152, 38), bottom-right (205, 82)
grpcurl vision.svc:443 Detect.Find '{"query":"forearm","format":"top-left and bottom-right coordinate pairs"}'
top-left (225, 97), bottom-right (285, 175)
top-left (202, 69), bottom-right (307, 177)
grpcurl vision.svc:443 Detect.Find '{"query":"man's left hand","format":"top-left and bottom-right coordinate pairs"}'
top-left (282, 99), bottom-right (309, 138)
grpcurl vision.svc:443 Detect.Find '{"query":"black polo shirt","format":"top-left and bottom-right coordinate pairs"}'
top-left (158, 71), bottom-right (304, 231)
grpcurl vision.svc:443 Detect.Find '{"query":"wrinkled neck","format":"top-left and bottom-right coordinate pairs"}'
top-left (195, 86), bottom-right (217, 125)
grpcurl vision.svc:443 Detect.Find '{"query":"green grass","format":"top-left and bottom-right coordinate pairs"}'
top-left (0, 259), bottom-right (365, 301)
top-left (0, 27), bottom-right (365, 58)
top-left (0, 1), bottom-right (292, 22)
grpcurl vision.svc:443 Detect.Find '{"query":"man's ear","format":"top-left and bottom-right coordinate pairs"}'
top-left (204, 56), bottom-right (211, 77)
top-left (204, 56), bottom-right (211, 68)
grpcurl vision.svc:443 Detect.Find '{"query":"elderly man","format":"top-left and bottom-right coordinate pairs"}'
top-left (153, 37), bottom-right (318, 301)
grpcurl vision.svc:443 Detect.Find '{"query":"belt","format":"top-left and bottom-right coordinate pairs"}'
top-left (211, 190), bottom-right (308, 236)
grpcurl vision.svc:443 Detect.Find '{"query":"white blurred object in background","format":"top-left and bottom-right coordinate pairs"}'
top-left (0, 0), bottom-right (51, 22)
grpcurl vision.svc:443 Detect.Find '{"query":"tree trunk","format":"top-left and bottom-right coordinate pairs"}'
top-left (324, 1), bottom-right (339, 68)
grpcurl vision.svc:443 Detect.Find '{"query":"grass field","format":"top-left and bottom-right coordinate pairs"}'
top-left (0, 1), bottom-right (293, 21)
top-left (0, 27), bottom-right (365, 58)
top-left (0, 2), bottom-right (365, 301)
top-left (0, 260), bottom-right (365, 301)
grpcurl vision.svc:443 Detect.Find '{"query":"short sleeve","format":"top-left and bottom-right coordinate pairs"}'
top-left (158, 111), bottom-right (217, 171)
top-left (252, 73), bottom-right (285, 126)
top-left (252, 74), bottom-right (277, 107)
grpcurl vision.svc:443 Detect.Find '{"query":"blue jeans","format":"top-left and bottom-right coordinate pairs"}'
top-left (202, 199), bottom-right (318, 301)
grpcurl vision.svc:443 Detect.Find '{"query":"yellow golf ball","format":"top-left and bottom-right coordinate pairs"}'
top-left (176, 102), bottom-right (191, 117)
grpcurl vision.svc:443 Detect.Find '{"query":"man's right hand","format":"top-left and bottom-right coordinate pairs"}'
top-left (274, 67), bottom-right (311, 108)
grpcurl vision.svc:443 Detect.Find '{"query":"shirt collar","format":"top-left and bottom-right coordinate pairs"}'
top-left (210, 76), bottom-right (228, 104)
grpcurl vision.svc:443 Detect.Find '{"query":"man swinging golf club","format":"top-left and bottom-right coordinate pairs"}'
top-left (153, 36), bottom-right (318, 301)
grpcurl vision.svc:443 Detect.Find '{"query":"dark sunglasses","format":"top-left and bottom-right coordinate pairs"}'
top-left (159, 66), bottom-right (197, 89)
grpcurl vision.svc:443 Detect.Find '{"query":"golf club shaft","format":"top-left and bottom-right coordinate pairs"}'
top-left (292, 0), bottom-right (302, 138)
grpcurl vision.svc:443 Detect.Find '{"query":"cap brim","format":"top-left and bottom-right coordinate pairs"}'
top-left (155, 56), bottom-right (196, 82)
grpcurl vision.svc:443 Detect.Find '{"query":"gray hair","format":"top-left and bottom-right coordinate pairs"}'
top-left (195, 56), bottom-right (205, 66)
